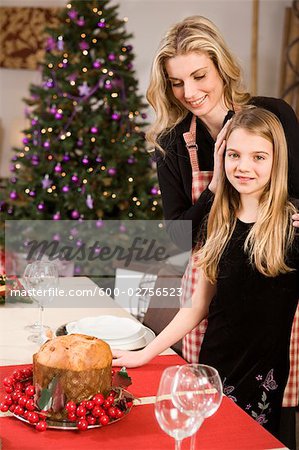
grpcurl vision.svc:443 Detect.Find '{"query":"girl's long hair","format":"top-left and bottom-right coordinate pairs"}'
top-left (196, 108), bottom-right (297, 283)
top-left (146, 15), bottom-right (250, 152)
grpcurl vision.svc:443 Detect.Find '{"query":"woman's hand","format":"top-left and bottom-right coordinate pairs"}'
top-left (112, 349), bottom-right (148, 368)
top-left (292, 213), bottom-right (299, 228)
top-left (208, 120), bottom-right (231, 194)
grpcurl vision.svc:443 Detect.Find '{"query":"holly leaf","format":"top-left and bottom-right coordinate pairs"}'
top-left (37, 375), bottom-right (59, 411)
top-left (112, 367), bottom-right (132, 388)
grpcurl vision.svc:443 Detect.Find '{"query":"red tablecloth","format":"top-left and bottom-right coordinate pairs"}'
top-left (0, 355), bottom-right (284, 450)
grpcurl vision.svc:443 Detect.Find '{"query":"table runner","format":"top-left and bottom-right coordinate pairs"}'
top-left (0, 355), bottom-right (285, 450)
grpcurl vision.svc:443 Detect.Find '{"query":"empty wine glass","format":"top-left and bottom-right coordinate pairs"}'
top-left (23, 261), bottom-right (58, 343)
top-left (172, 364), bottom-right (223, 450)
top-left (155, 365), bottom-right (204, 450)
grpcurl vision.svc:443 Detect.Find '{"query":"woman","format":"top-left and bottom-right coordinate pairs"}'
top-left (146, 16), bottom-right (299, 447)
top-left (113, 108), bottom-right (299, 443)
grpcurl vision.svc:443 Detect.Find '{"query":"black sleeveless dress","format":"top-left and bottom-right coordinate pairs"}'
top-left (199, 219), bottom-right (299, 437)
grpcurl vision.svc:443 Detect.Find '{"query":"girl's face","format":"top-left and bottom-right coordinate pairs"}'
top-left (165, 51), bottom-right (225, 120)
top-left (225, 128), bottom-right (273, 200)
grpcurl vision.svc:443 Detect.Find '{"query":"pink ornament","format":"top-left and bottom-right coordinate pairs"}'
top-left (54, 163), bottom-right (62, 173)
top-left (29, 191), bottom-right (36, 197)
top-left (9, 191), bottom-right (18, 200)
top-left (93, 60), bottom-right (102, 69)
top-left (79, 41), bottom-right (89, 50)
top-left (68, 9), bottom-right (78, 20)
top-left (71, 175), bottom-right (79, 183)
top-left (77, 139), bottom-right (83, 147)
top-left (37, 203), bottom-right (45, 211)
top-left (86, 194), bottom-right (93, 209)
top-left (108, 168), bottom-right (117, 176)
top-left (55, 112), bottom-right (63, 119)
top-left (96, 156), bottom-right (102, 163)
top-left (90, 126), bottom-right (98, 134)
top-left (108, 53), bottom-right (116, 61)
top-left (31, 119), bottom-right (38, 126)
top-left (62, 185), bottom-right (69, 193)
top-left (71, 210), bottom-right (80, 219)
top-left (10, 177), bottom-right (17, 184)
top-left (43, 141), bottom-right (50, 149)
top-left (77, 17), bottom-right (85, 27)
top-left (97, 21), bottom-right (106, 28)
top-left (111, 113), bottom-right (120, 121)
top-left (50, 106), bottom-right (57, 114)
top-left (53, 212), bottom-right (61, 220)
top-left (127, 157), bottom-right (135, 164)
top-left (151, 187), bottom-right (158, 195)
top-left (63, 154), bottom-right (70, 162)
top-left (22, 137), bottom-right (29, 144)
top-left (82, 156), bottom-right (89, 165)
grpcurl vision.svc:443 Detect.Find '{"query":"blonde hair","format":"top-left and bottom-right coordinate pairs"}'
top-left (197, 108), bottom-right (296, 283)
top-left (146, 15), bottom-right (250, 151)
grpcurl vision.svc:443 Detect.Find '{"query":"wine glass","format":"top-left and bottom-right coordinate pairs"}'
top-left (155, 365), bottom-right (204, 450)
top-left (172, 364), bottom-right (223, 450)
top-left (23, 261), bottom-right (58, 343)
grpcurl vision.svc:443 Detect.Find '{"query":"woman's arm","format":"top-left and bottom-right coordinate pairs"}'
top-left (112, 269), bottom-right (216, 368)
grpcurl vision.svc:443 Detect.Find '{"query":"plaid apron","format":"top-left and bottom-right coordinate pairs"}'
top-left (180, 115), bottom-right (212, 363)
top-left (180, 114), bottom-right (299, 407)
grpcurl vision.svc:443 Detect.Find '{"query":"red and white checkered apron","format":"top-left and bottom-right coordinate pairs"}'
top-left (180, 115), bottom-right (299, 407)
top-left (180, 115), bottom-right (213, 363)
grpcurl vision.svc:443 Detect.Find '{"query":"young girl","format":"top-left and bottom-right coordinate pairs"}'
top-left (113, 108), bottom-right (299, 440)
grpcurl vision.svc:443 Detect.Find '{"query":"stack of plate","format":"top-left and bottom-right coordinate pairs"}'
top-left (65, 315), bottom-right (155, 350)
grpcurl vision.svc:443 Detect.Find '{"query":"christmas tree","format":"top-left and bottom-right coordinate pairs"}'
top-left (0, 0), bottom-right (162, 222)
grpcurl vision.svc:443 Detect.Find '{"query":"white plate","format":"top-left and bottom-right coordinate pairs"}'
top-left (66, 315), bottom-right (143, 340)
top-left (108, 327), bottom-right (156, 351)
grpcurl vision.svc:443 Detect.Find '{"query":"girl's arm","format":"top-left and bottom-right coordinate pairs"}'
top-left (112, 269), bottom-right (216, 368)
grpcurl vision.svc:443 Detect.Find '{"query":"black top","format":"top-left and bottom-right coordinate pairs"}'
top-left (155, 97), bottom-right (299, 248)
top-left (199, 219), bottom-right (299, 437)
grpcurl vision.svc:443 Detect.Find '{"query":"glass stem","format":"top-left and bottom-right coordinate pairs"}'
top-left (190, 433), bottom-right (196, 450)
top-left (175, 439), bottom-right (182, 450)
top-left (39, 305), bottom-right (44, 332)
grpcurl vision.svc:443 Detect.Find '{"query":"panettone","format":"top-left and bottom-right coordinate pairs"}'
top-left (33, 334), bottom-right (112, 420)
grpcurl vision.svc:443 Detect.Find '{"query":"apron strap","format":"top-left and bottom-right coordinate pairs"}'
top-left (183, 115), bottom-right (200, 172)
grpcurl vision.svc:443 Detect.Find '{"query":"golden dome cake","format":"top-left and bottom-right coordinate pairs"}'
top-left (33, 334), bottom-right (112, 420)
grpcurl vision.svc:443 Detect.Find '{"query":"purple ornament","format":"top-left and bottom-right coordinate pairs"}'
top-left (108, 168), bottom-right (117, 176)
top-left (62, 185), bottom-right (69, 193)
top-left (96, 219), bottom-right (104, 228)
top-left (97, 21), bottom-right (106, 28)
top-left (93, 60), bottom-right (102, 69)
top-left (71, 174), bottom-right (79, 183)
top-left (111, 113), bottom-right (120, 121)
top-left (46, 80), bottom-right (54, 88)
top-left (104, 82), bottom-right (112, 90)
top-left (22, 137), bottom-right (29, 145)
top-left (90, 126), bottom-right (98, 134)
top-left (127, 63), bottom-right (133, 70)
top-left (71, 210), bottom-right (80, 219)
top-left (53, 212), bottom-right (61, 220)
top-left (9, 164), bottom-right (16, 173)
top-left (9, 191), bottom-right (18, 200)
top-left (151, 187), bottom-right (159, 195)
top-left (0, 201), bottom-right (7, 212)
top-left (79, 41), bottom-right (89, 50)
top-left (57, 38), bottom-right (64, 51)
top-left (50, 106), bottom-right (57, 114)
top-left (31, 155), bottom-right (40, 166)
top-left (43, 141), bottom-right (50, 149)
top-left (68, 9), bottom-right (78, 20)
top-left (37, 203), bottom-right (45, 211)
top-left (96, 156), bottom-right (102, 163)
top-left (127, 157), bottom-right (136, 164)
top-left (63, 153), bottom-right (70, 162)
top-left (126, 45), bottom-right (133, 52)
top-left (42, 175), bottom-right (52, 189)
top-left (29, 191), bottom-right (35, 197)
top-left (77, 139), bottom-right (83, 147)
top-left (46, 37), bottom-right (56, 51)
top-left (77, 17), bottom-right (85, 27)
top-left (54, 163), bottom-right (62, 173)
top-left (10, 177), bottom-right (17, 184)
top-left (55, 112), bottom-right (63, 119)
top-left (141, 113), bottom-right (147, 119)
top-left (31, 119), bottom-right (38, 126)
top-left (108, 53), bottom-right (116, 61)
top-left (82, 156), bottom-right (89, 165)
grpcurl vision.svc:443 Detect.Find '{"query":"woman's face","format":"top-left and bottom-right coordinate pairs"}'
top-left (165, 51), bottom-right (226, 120)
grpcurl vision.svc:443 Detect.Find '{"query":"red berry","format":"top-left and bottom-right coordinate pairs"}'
top-left (3, 394), bottom-right (13, 406)
top-left (77, 419), bottom-right (88, 431)
top-left (86, 415), bottom-right (97, 425)
top-left (0, 402), bottom-right (9, 412)
top-left (107, 407), bottom-right (117, 418)
top-left (3, 377), bottom-right (14, 388)
top-left (4, 385), bottom-right (13, 394)
top-left (36, 421), bottom-right (47, 432)
top-left (25, 385), bottom-right (35, 398)
top-left (126, 401), bottom-right (133, 409)
top-left (14, 405), bottom-right (24, 416)
top-left (18, 396), bottom-right (28, 408)
top-left (80, 400), bottom-right (87, 408)
top-left (91, 406), bottom-right (103, 417)
top-left (99, 414), bottom-right (110, 426)
top-left (103, 399), bottom-right (111, 409)
top-left (76, 405), bottom-right (87, 417)
top-left (14, 382), bottom-right (23, 392)
top-left (92, 393), bottom-right (104, 406)
top-left (28, 411), bottom-right (39, 424)
top-left (111, 369), bottom-right (115, 376)
top-left (85, 400), bottom-right (94, 410)
top-left (12, 370), bottom-right (22, 381)
top-left (115, 408), bottom-right (124, 419)
top-left (23, 410), bottom-right (29, 419)
top-left (26, 399), bottom-right (35, 411)
top-left (65, 401), bottom-right (77, 413)
top-left (67, 411), bottom-right (77, 422)
top-left (9, 404), bottom-right (16, 413)
top-left (21, 368), bottom-right (32, 379)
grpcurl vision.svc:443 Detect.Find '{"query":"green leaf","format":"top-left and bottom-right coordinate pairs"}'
top-left (261, 391), bottom-right (267, 402)
top-left (112, 367), bottom-right (132, 388)
top-left (251, 411), bottom-right (258, 418)
top-left (258, 402), bottom-right (264, 410)
top-left (37, 388), bottom-right (52, 411)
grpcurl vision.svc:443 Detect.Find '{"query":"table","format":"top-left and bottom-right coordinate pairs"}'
top-left (0, 277), bottom-right (287, 449)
